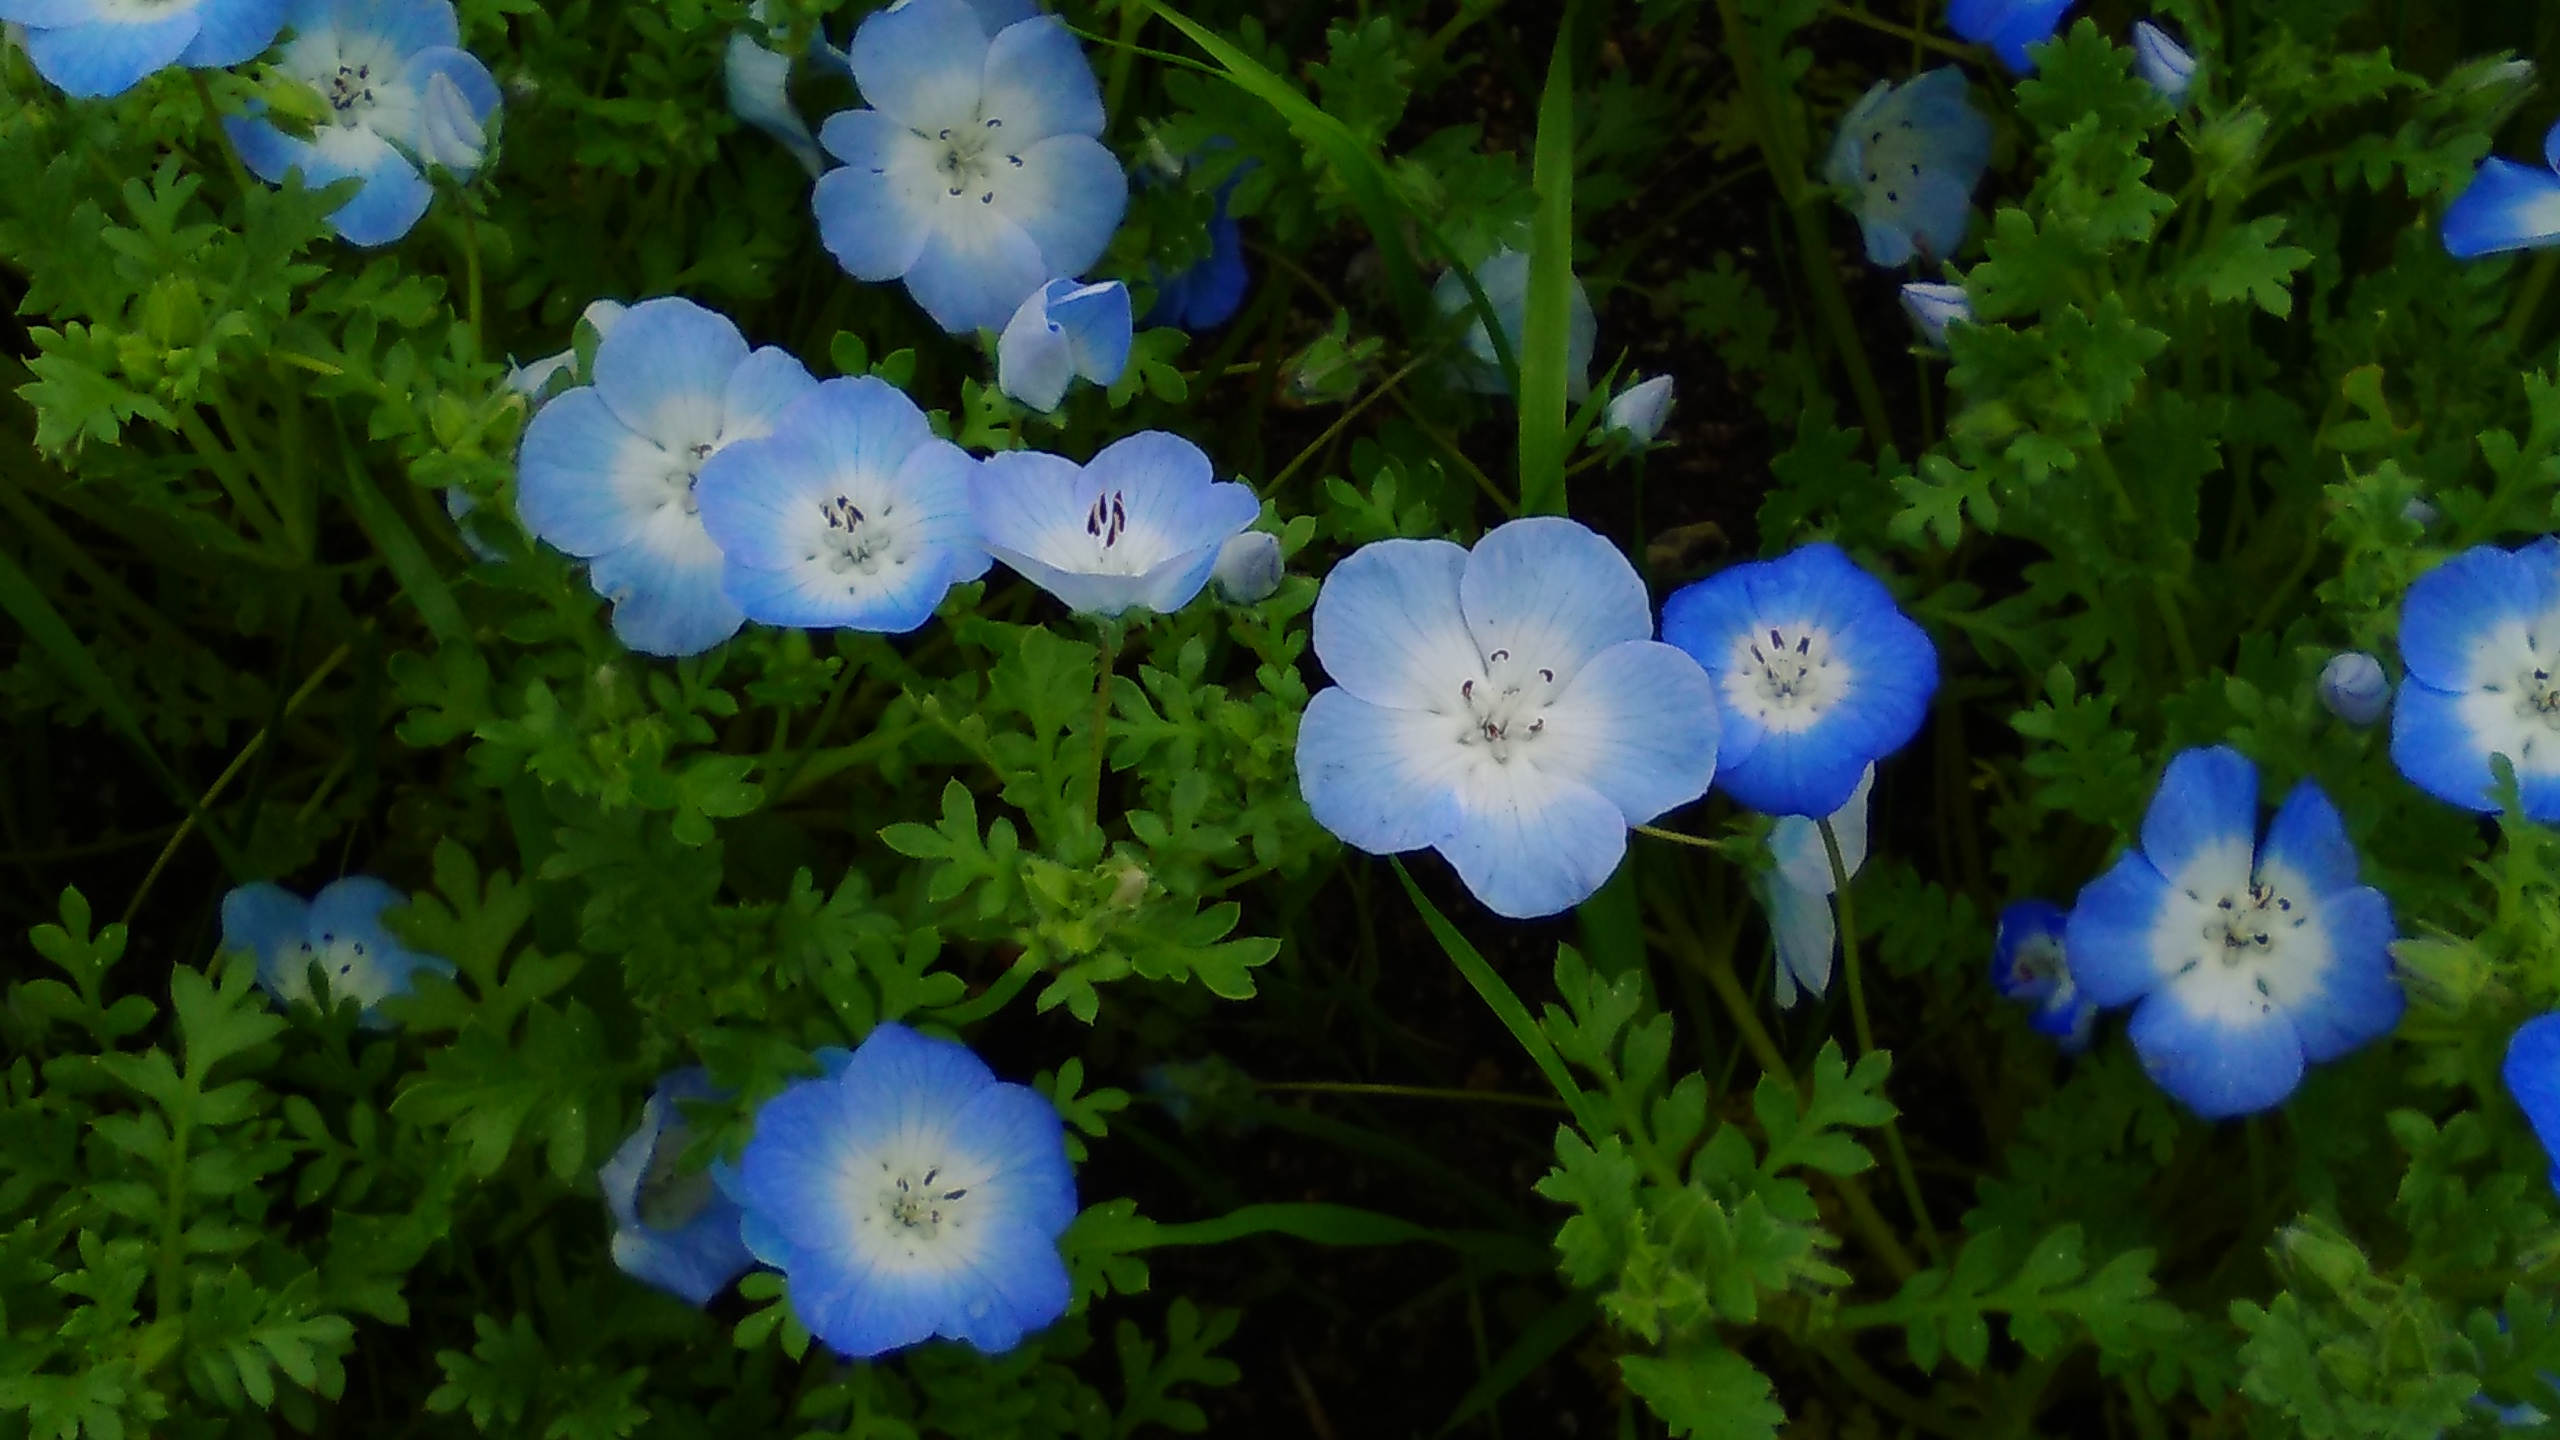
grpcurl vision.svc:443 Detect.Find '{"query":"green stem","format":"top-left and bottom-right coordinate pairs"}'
top-left (1101, 0), bottom-right (1147, 137)
top-left (1821, 817), bottom-right (1945, 1267)
top-left (1260, 347), bottom-right (1436, 496)
top-left (1393, 860), bottom-right (1606, 1136)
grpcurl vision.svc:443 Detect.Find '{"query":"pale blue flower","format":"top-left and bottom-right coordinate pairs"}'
top-left (1992, 899), bottom-right (2096, 1052)
top-left (1824, 68), bottom-right (1991, 267)
top-left (812, 0), bottom-right (1126, 333)
top-left (223, 0), bottom-right (500, 246)
top-left (726, 1023), bottom-right (1076, 1358)
top-left (2507, 1012), bottom-right (2560, 1194)
top-left (2318, 651), bottom-right (2389, 727)
top-left (726, 27), bottom-right (825, 175)
top-left (695, 376), bottom-right (989, 633)
top-left (2130, 21), bottom-right (2196, 104)
top-left (1210, 530), bottom-right (1283, 604)
top-left (516, 297), bottom-right (818, 657)
top-left (2390, 538), bottom-right (2560, 817)
top-left (220, 876), bottom-right (454, 1026)
top-left (1763, 765), bottom-right (1870, 1007)
top-left (1947, 0), bottom-right (2071, 72)
top-left (997, 278), bottom-right (1131, 412)
top-left (1432, 247), bottom-right (1598, 400)
top-left (1899, 281), bottom-right (1972, 347)
top-left (0, 0), bottom-right (283, 99)
top-left (970, 431), bottom-right (1254, 616)
top-left (1660, 542), bottom-right (1939, 818)
top-left (599, 1068), bottom-right (757, 1306)
top-left (1296, 517), bottom-right (1721, 920)
top-left (2444, 120), bottom-right (2560, 259)
top-left (1604, 375), bottom-right (1674, 445)
top-left (2065, 747), bottom-right (2402, 1118)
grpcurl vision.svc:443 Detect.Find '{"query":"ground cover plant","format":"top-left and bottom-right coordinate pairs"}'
top-left (10, 0), bottom-right (2560, 1434)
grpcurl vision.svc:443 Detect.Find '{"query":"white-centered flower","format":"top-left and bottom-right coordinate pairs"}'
top-left (970, 431), bottom-right (1257, 616)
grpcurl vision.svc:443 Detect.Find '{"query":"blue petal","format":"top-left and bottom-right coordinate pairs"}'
top-left (814, 110), bottom-right (939, 281)
top-left (1308, 536), bottom-right (1479, 711)
top-left (181, 0), bottom-right (288, 65)
top-left (1438, 761), bottom-right (1629, 920)
top-left (2389, 681), bottom-right (2502, 815)
top-left (400, 46), bottom-right (500, 119)
top-left (904, 210), bottom-right (1049, 334)
top-left (1431, 249), bottom-right (1596, 399)
top-left (221, 882), bottom-right (311, 993)
top-left (2504, 1013), bottom-right (2560, 1175)
top-left (1660, 565), bottom-right (1771, 774)
top-left (2063, 850), bottom-right (2175, 1009)
top-left (726, 31), bottom-right (825, 176)
top-left (850, 0), bottom-right (988, 132)
top-left (996, 282), bottom-right (1080, 411)
top-left (610, 1200), bottom-right (755, 1307)
top-left (327, 0), bottom-right (459, 55)
top-left (243, 121), bottom-right (434, 246)
top-left (1296, 688), bottom-right (1469, 855)
top-left (22, 11), bottom-right (198, 98)
top-left (1050, 279), bottom-right (1131, 384)
top-left (2256, 780), bottom-right (2359, 897)
top-left (0, 0), bottom-right (124, 24)
top-left (515, 390), bottom-right (669, 558)
top-left (799, 1265), bottom-right (956, 1358)
top-left (723, 346), bottom-right (821, 437)
top-left (1768, 874), bottom-right (1834, 1007)
top-left (978, 14), bottom-right (1104, 140)
top-left (1529, 641), bottom-right (1720, 825)
top-left (994, 133), bottom-right (1128, 278)
top-left (1149, 209), bottom-right (1248, 331)
top-left (837, 1021), bottom-right (997, 1120)
top-left (697, 377), bottom-right (938, 572)
top-left (224, 115), bottom-right (316, 188)
top-left (306, 875), bottom-right (404, 955)
top-left (588, 511), bottom-right (746, 656)
top-left (944, 1079), bottom-right (1078, 1239)
top-left (937, 1213), bottom-right (1072, 1353)
top-left (2281, 885), bottom-right (2402, 1064)
top-left (1992, 898), bottom-right (2071, 1004)
top-left (1457, 516), bottom-right (1654, 682)
top-left (2548, 117), bottom-right (2560, 175)
top-left (2397, 542), bottom-right (2551, 692)
top-left (2137, 746), bottom-right (2258, 890)
top-left (2127, 985), bottom-right (2306, 1118)
top-left (2444, 159), bottom-right (2560, 259)
top-left (1949, 0), bottom-right (2072, 71)
top-left (1714, 727), bottom-right (1875, 820)
top-left (591, 298), bottom-right (750, 451)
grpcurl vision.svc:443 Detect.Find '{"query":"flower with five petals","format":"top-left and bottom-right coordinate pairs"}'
top-left (969, 431), bottom-right (1256, 617)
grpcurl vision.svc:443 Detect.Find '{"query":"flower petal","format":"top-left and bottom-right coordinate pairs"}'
top-left (1530, 640), bottom-right (1720, 825)
top-left (978, 14), bottom-right (1104, 140)
top-left (993, 133), bottom-right (1127, 277)
top-left (1458, 516), bottom-right (1653, 683)
top-left (22, 11), bottom-right (199, 98)
top-left (814, 110), bottom-right (941, 281)
top-left (592, 298), bottom-right (752, 452)
top-left (1309, 537), bottom-right (1479, 712)
top-left (2397, 542), bottom-right (2554, 692)
top-left (1439, 761), bottom-right (1628, 920)
top-left (2063, 850), bottom-right (2176, 1009)
top-left (221, 882), bottom-right (311, 991)
top-left (1768, 875), bottom-right (1834, 1008)
top-left (2256, 780), bottom-right (2360, 897)
top-left (2137, 746), bottom-right (2258, 895)
top-left (311, 127), bottom-right (432, 246)
top-left (515, 388), bottom-right (673, 559)
top-left (903, 206), bottom-right (1048, 333)
top-left (181, 0), bottom-right (288, 65)
top-left (2505, 1013), bottom-right (2560, 1181)
top-left (996, 284), bottom-right (1080, 411)
top-left (1296, 687), bottom-right (1468, 855)
top-left (2444, 158), bottom-right (2560, 259)
top-left (726, 30), bottom-right (825, 175)
top-left (849, 0), bottom-right (988, 132)
top-left (1051, 279), bottom-right (1132, 384)
top-left (2126, 985), bottom-right (2306, 1118)
top-left (722, 346), bottom-right (822, 438)
top-left (2279, 884), bottom-right (2401, 1063)
top-left (588, 510), bottom-right (746, 656)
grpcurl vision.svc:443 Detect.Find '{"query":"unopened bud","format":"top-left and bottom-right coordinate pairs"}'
top-left (1211, 531), bottom-right (1283, 603)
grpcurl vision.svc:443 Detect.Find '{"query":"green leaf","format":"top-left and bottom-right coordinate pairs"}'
top-left (1617, 1342), bottom-right (1783, 1440)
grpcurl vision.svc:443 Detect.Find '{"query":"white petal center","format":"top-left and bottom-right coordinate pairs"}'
top-left (1720, 620), bottom-right (1848, 734)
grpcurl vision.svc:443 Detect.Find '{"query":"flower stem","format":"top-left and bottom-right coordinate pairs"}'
top-left (1820, 816), bottom-right (1945, 1267)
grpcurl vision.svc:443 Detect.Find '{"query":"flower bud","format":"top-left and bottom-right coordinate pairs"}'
top-left (419, 70), bottom-right (490, 173)
top-left (1211, 530), bottom-right (1283, 603)
top-left (2401, 495), bottom-right (2441, 529)
top-left (723, 30), bottom-right (823, 176)
top-left (2319, 651), bottom-right (2390, 727)
top-left (1899, 282), bottom-right (1973, 347)
top-left (1604, 375), bottom-right (1675, 444)
top-left (997, 279), bottom-right (1132, 412)
top-left (2131, 22), bottom-right (2197, 105)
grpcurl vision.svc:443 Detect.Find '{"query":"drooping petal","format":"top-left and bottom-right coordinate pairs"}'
top-left (591, 298), bottom-right (752, 453)
top-left (849, 0), bottom-right (989, 132)
top-left (1308, 537), bottom-right (1480, 712)
top-left (1769, 765), bottom-right (1872, 895)
top-left (814, 110), bottom-right (941, 280)
top-left (2063, 850), bottom-right (2177, 1009)
top-left (1457, 516), bottom-right (1654, 685)
top-left (726, 30), bottom-right (825, 175)
top-left (21, 10), bottom-right (200, 98)
top-left (2136, 746), bottom-right (2258, 895)
top-left (588, 511), bottom-right (747, 656)
top-left (1529, 640), bottom-right (1720, 825)
top-left (1148, 206), bottom-right (1249, 331)
top-left (400, 43), bottom-right (500, 145)
top-left (600, 1074), bottom-right (756, 1306)
top-left (2279, 885), bottom-right (2402, 1063)
top-left (2126, 985), bottom-right (2307, 1118)
top-left (2444, 158), bottom-right (2560, 260)
top-left (977, 14), bottom-right (1104, 140)
top-left (1437, 760), bottom-right (1628, 920)
top-left (992, 133), bottom-right (1128, 277)
top-left (1991, 897), bottom-right (2072, 1006)
top-left (1768, 873), bottom-right (1834, 1008)
top-left (902, 206), bottom-right (1049, 334)
top-left (515, 389), bottom-right (675, 559)
top-left (1294, 688), bottom-right (1469, 855)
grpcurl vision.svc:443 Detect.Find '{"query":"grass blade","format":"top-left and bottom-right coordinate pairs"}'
top-left (338, 441), bottom-right (469, 648)
top-left (1393, 859), bottom-right (1604, 1136)
top-left (1437, 1292), bottom-right (1600, 1436)
top-left (1517, 10), bottom-right (1578, 516)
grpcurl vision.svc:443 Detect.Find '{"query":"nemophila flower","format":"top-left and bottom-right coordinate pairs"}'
top-left (812, 0), bottom-right (1126, 334)
top-left (2131, 22), bottom-right (2197, 104)
top-left (599, 1068), bottom-right (756, 1306)
top-left (1762, 766), bottom-right (1871, 1007)
top-left (996, 277), bottom-right (1131, 412)
top-left (1431, 248), bottom-right (1599, 401)
top-left (1947, 0), bottom-right (2071, 72)
top-left (1823, 68), bottom-right (1991, 268)
top-left (2443, 120), bottom-right (2560, 259)
top-left (224, 0), bottom-right (501, 247)
top-left (1145, 168), bottom-right (1250, 331)
top-left (517, 297), bottom-right (817, 656)
top-left (2391, 538), bottom-right (2560, 819)
top-left (726, 28), bottom-right (825, 175)
top-left (1660, 542), bottom-right (1939, 818)
top-left (727, 1023), bottom-right (1076, 1358)
top-left (1900, 281), bottom-right (1972, 348)
top-left (220, 876), bottom-right (454, 1026)
top-left (2318, 651), bottom-right (2389, 727)
top-left (969, 431), bottom-right (1256, 617)
top-left (0, 0), bottom-right (283, 100)
top-left (1993, 899), bottom-right (2098, 1052)
top-left (696, 377), bottom-right (988, 633)
top-left (1604, 375), bottom-right (1674, 445)
top-left (2065, 746), bottom-right (2403, 1118)
top-left (1210, 530), bottom-right (1283, 604)
top-left (2505, 1013), bottom-right (2560, 1193)
top-left (1296, 517), bottom-right (1721, 920)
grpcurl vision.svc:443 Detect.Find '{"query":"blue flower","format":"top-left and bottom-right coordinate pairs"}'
top-left (997, 278), bottom-right (1132, 412)
top-left (2444, 120), bottom-right (2560, 259)
top-left (1763, 765), bottom-right (1870, 1007)
top-left (1823, 68), bottom-right (1991, 267)
top-left (2390, 538), bottom-right (2560, 818)
top-left (2064, 747), bottom-right (2402, 1118)
top-left (970, 431), bottom-right (1256, 617)
top-left (1947, 0), bottom-right (2072, 72)
top-left (1296, 517), bottom-right (1721, 920)
top-left (1660, 542), bottom-right (1939, 818)
top-left (2506, 1013), bottom-right (2560, 1194)
top-left (726, 25), bottom-right (825, 176)
top-left (599, 1068), bottom-right (757, 1306)
top-left (812, 0), bottom-right (1127, 333)
top-left (1210, 530), bottom-right (1283, 604)
top-left (2130, 22), bottom-right (2197, 104)
top-left (220, 876), bottom-right (454, 1026)
top-left (517, 297), bottom-right (818, 656)
top-left (1145, 166), bottom-right (1250, 331)
top-left (1604, 376), bottom-right (1675, 445)
top-left (1899, 281), bottom-right (1972, 348)
top-left (0, 0), bottom-right (284, 100)
top-left (696, 376), bottom-right (989, 633)
top-left (223, 0), bottom-right (500, 246)
top-left (1992, 900), bottom-right (2097, 1053)
top-left (2318, 651), bottom-right (2389, 727)
top-left (1431, 248), bottom-right (1598, 400)
top-left (727, 1023), bottom-right (1076, 1358)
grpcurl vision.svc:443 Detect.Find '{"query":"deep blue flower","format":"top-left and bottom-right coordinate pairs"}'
top-left (2508, 1013), bottom-right (2560, 1194)
top-left (220, 876), bottom-right (454, 1026)
top-left (0, 0), bottom-right (283, 99)
top-left (1431, 248), bottom-right (1598, 401)
top-left (1660, 542), bottom-right (1939, 818)
top-left (726, 25), bottom-right (825, 176)
top-left (1763, 765), bottom-right (1870, 1007)
top-left (2390, 538), bottom-right (2560, 818)
top-left (223, 0), bottom-right (500, 246)
top-left (1145, 166), bottom-right (1250, 331)
top-left (1296, 517), bottom-right (1721, 920)
top-left (727, 1023), bottom-right (1076, 1358)
top-left (2065, 747), bottom-right (2402, 1118)
top-left (1947, 0), bottom-right (2072, 72)
top-left (1899, 281), bottom-right (1972, 348)
top-left (1210, 530), bottom-right (1283, 604)
top-left (2130, 22), bottom-right (2197, 104)
top-left (2444, 120), bottom-right (2560, 259)
top-left (599, 1068), bottom-right (757, 1305)
top-left (2318, 651), bottom-right (2389, 727)
top-left (812, 0), bottom-right (1126, 333)
top-left (1604, 376), bottom-right (1675, 445)
top-left (1823, 68), bottom-right (1991, 267)
top-left (696, 377), bottom-right (987, 633)
top-left (969, 431), bottom-right (1255, 617)
top-left (517, 297), bottom-right (818, 656)
top-left (1993, 899), bottom-right (2097, 1053)
top-left (997, 278), bottom-right (1132, 412)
